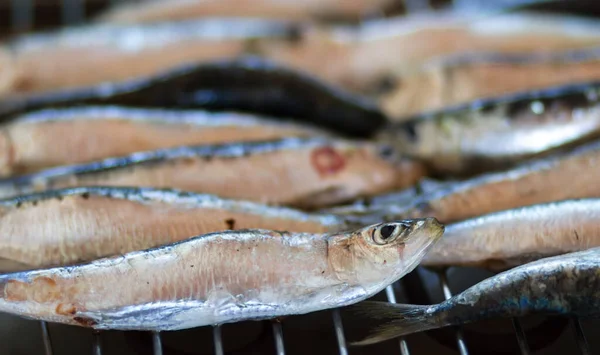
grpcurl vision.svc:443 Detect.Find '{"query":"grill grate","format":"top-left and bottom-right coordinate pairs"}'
top-left (32, 270), bottom-right (592, 355)
top-left (0, 1), bottom-right (596, 354)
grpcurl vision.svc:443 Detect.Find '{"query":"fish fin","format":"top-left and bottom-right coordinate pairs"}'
top-left (345, 301), bottom-right (435, 346)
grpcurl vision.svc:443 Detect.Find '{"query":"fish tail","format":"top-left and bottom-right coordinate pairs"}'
top-left (346, 301), bottom-right (438, 346)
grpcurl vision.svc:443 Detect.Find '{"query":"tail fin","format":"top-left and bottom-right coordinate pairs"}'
top-left (344, 301), bottom-right (438, 346)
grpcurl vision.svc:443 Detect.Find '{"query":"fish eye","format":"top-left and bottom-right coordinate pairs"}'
top-left (372, 224), bottom-right (405, 245)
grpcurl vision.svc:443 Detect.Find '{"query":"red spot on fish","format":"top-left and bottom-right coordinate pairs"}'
top-left (310, 147), bottom-right (346, 177)
top-left (73, 316), bottom-right (98, 327)
top-left (397, 243), bottom-right (405, 259)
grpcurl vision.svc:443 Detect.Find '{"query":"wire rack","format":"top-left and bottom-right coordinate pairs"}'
top-left (0, 1), bottom-right (598, 354)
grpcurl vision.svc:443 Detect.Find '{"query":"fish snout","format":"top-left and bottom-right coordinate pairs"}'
top-left (419, 217), bottom-right (445, 241)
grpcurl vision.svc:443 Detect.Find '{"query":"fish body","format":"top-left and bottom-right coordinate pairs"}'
top-left (381, 47), bottom-right (600, 119)
top-left (0, 186), bottom-right (351, 271)
top-left (0, 106), bottom-right (328, 176)
top-left (377, 80), bottom-right (600, 176)
top-left (96, 0), bottom-right (401, 23)
top-left (363, 139), bottom-right (600, 224)
top-left (423, 199), bottom-right (600, 270)
top-left (0, 137), bottom-right (425, 208)
top-left (256, 11), bottom-right (600, 93)
top-left (2, 18), bottom-right (296, 96)
top-left (0, 218), bottom-right (444, 331)
top-left (0, 57), bottom-right (386, 137)
top-left (347, 247), bottom-right (600, 345)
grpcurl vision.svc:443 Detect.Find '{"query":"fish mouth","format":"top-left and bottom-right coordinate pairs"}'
top-left (416, 217), bottom-right (445, 241)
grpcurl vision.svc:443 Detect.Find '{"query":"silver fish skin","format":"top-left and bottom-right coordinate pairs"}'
top-left (336, 138), bottom-right (600, 225)
top-left (0, 218), bottom-right (444, 331)
top-left (422, 199), bottom-right (600, 270)
top-left (347, 247), bottom-right (600, 345)
top-left (0, 186), bottom-right (352, 271)
top-left (0, 105), bottom-right (328, 175)
top-left (377, 80), bottom-right (600, 176)
top-left (0, 137), bottom-right (424, 208)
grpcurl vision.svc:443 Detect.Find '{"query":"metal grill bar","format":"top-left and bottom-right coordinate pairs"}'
top-left (385, 285), bottom-right (411, 355)
top-left (572, 317), bottom-right (591, 355)
top-left (152, 331), bottom-right (163, 355)
top-left (438, 271), bottom-right (469, 355)
top-left (332, 309), bottom-right (348, 355)
top-left (92, 330), bottom-right (102, 355)
top-left (40, 321), bottom-right (53, 355)
top-left (272, 321), bottom-right (286, 355)
top-left (213, 325), bottom-right (225, 355)
top-left (512, 318), bottom-right (531, 354)
top-left (6, 2), bottom-right (597, 355)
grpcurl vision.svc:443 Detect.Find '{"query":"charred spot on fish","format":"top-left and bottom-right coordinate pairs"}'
top-left (56, 303), bottom-right (77, 316)
top-left (574, 230), bottom-right (580, 241)
top-left (321, 271), bottom-right (325, 274)
top-left (81, 193), bottom-right (90, 200)
top-left (311, 146), bottom-right (346, 177)
top-left (286, 24), bottom-right (304, 44)
top-left (190, 265), bottom-right (194, 268)
top-left (403, 121), bottom-right (418, 141)
top-left (371, 75), bottom-right (398, 95)
top-left (73, 316), bottom-right (97, 327)
top-left (242, 38), bottom-right (263, 55)
top-left (13, 76), bottom-right (34, 92)
top-left (225, 219), bottom-right (236, 230)
top-left (383, 260), bottom-right (387, 264)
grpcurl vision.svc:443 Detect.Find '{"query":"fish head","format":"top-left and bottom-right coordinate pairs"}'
top-left (328, 217), bottom-right (444, 286)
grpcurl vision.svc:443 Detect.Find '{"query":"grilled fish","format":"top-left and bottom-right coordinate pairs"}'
top-left (0, 186), bottom-right (351, 271)
top-left (327, 139), bottom-right (600, 224)
top-left (0, 57), bottom-right (386, 137)
top-left (1, 18), bottom-right (296, 96)
top-left (255, 11), bottom-right (600, 93)
top-left (0, 218), bottom-right (444, 330)
top-left (0, 106), bottom-right (328, 176)
top-left (377, 81), bottom-right (600, 176)
top-left (423, 199), bottom-right (600, 270)
top-left (97, 0), bottom-right (402, 24)
top-left (346, 247), bottom-right (600, 345)
top-left (0, 137), bottom-right (425, 208)
top-left (381, 48), bottom-right (600, 119)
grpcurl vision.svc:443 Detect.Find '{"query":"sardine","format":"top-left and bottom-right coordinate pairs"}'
top-left (381, 47), bottom-right (600, 119)
top-left (346, 247), bottom-right (600, 345)
top-left (423, 199), bottom-right (600, 270)
top-left (1, 18), bottom-right (297, 96)
top-left (255, 11), bottom-right (600, 93)
top-left (0, 106), bottom-right (328, 176)
top-left (0, 218), bottom-right (444, 331)
top-left (96, 0), bottom-right (402, 24)
top-left (0, 57), bottom-right (386, 137)
top-left (377, 80), bottom-right (600, 176)
top-left (329, 139), bottom-right (600, 224)
top-left (0, 137), bottom-right (425, 208)
top-left (0, 186), bottom-right (352, 271)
